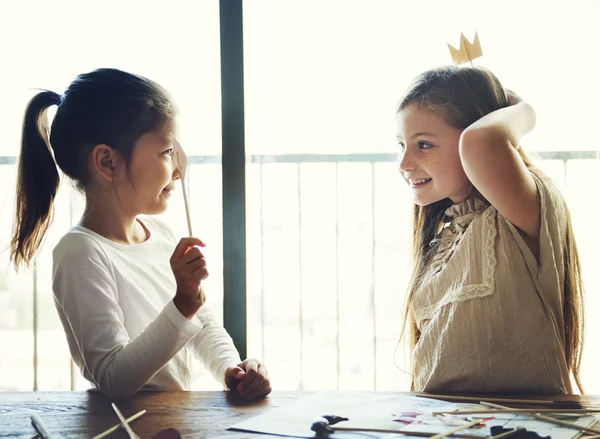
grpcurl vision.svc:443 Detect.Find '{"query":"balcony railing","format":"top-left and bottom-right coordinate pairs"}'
top-left (1, 150), bottom-right (599, 392)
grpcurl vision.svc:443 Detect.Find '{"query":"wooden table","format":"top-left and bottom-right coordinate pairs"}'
top-left (1, 391), bottom-right (598, 439)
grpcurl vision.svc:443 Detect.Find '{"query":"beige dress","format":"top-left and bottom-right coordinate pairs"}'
top-left (412, 170), bottom-right (572, 393)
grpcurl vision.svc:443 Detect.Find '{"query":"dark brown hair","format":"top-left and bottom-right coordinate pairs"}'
top-left (10, 68), bottom-right (176, 268)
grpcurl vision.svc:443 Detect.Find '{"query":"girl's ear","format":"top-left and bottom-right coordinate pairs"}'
top-left (90, 144), bottom-right (121, 181)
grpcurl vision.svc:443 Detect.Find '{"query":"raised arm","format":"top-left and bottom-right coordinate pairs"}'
top-left (459, 92), bottom-right (539, 248)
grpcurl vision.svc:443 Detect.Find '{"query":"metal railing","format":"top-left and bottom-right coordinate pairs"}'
top-left (1, 150), bottom-right (597, 391)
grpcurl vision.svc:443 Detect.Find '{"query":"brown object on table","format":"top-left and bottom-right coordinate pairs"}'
top-left (0, 391), bottom-right (596, 439)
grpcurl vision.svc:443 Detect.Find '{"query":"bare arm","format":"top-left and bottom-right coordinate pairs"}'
top-left (459, 94), bottom-right (539, 246)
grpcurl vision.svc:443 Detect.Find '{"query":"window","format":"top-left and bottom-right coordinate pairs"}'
top-left (0, 0), bottom-right (223, 390)
top-left (242, 0), bottom-right (600, 391)
top-left (2, 0), bottom-right (600, 393)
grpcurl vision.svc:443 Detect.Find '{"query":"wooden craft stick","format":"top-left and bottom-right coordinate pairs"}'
top-left (180, 172), bottom-right (192, 237)
top-left (30, 414), bottom-right (56, 439)
top-left (429, 418), bottom-right (486, 439)
top-left (92, 409), bottom-right (146, 439)
top-left (480, 402), bottom-right (600, 435)
top-left (327, 427), bottom-right (487, 438)
top-left (433, 409), bottom-right (600, 416)
top-left (491, 428), bottom-right (525, 439)
top-left (111, 403), bottom-right (140, 439)
top-left (170, 134), bottom-right (193, 237)
top-left (416, 394), bottom-right (557, 405)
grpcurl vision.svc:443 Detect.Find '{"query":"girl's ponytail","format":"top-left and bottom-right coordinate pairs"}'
top-left (10, 90), bottom-right (62, 269)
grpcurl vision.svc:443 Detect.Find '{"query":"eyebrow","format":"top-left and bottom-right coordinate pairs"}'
top-left (396, 132), bottom-right (437, 141)
top-left (410, 132), bottom-right (437, 139)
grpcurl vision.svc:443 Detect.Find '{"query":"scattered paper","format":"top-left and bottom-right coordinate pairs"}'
top-left (228, 392), bottom-right (598, 439)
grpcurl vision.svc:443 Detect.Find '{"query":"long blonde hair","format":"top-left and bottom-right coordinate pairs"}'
top-left (398, 65), bottom-right (585, 392)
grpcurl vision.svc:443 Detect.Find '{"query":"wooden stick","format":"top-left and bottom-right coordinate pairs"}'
top-left (491, 428), bottom-right (525, 439)
top-left (30, 414), bottom-right (56, 439)
top-left (111, 403), bottom-right (140, 439)
top-left (92, 409), bottom-right (146, 439)
top-left (429, 418), bottom-right (486, 439)
top-left (417, 394), bottom-right (556, 406)
top-left (433, 409), bottom-right (600, 415)
top-left (170, 134), bottom-right (193, 236)
top-left (480, 402), bottom-right (600, 435)
top-left (180, 177), bottom-right (193, 236)
top-left (329, 427), bottom-right (489, 438)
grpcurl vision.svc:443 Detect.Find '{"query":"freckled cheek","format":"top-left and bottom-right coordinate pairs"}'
top-left (440, 150), bottom-right (463, 169)
top-left (419, 155), bottom-right (446, 177)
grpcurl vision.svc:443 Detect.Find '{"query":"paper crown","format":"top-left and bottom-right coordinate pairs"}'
top-left (448, 32), bottom-right (483, 65)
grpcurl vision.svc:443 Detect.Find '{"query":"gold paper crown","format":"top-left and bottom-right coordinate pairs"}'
top-left (448, 32), bottom-right (483, 65)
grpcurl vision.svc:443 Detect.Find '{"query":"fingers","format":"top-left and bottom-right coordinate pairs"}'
top-left (254, 379), bottom-right (272, 398)
top-left (181, 248), bottom-right (209, 280)
top-left (171, 237), bottom-right (205, 260)
top-left (224, 366), bottom-right (245, 391)
top-left (170, 238), bottom-right (209, 318)
top-left (240, 364), bottom-right (262, 394)
top-left (171, 243), bottom-right (209, 280)
top-left (506, 89), bottom-right (523, 106)
top-left (237, 360), bottom-right (270, 400)
top-left (238, 358), bottom-right (259, 391)
top-left (190, 266), bottom-right (209, 284)
top-left (181, 246), bottom-right (205, 264)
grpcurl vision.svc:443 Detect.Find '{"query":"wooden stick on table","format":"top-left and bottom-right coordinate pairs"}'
top-left (30, 414), bottom-right (56, 439)
top-left (433, 409), bottom-right (600, 416)
top-left (111, 403), bottom-right (141, 439)
top-left (418, 394), bottom-right (557, 406)
top-left (93, 409), bottom-right (147, 439)
top-left (480, 402), bottom-right (600, 435)
top-left (326, 427), bottom-right (488, 438)
top-left (429, 418), bottom-right (486, 439)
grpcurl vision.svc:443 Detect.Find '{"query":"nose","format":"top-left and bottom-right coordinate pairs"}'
top-left (172, 150), bottom-right (185, 181)
top-left (173, 163), bottom-right (182, 181)
top-left (398, 149), bottom-right (415, 174)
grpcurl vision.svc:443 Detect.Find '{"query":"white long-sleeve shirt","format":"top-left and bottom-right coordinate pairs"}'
top-left (52, 216), bottom-right (241, 399)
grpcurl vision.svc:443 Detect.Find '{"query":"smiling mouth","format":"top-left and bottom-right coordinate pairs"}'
top-left (409, 178), bottom-right (432, 188)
